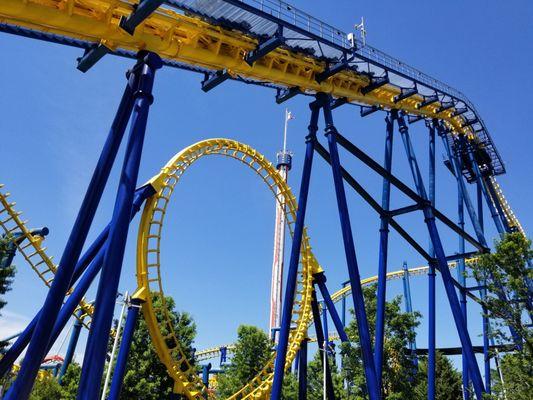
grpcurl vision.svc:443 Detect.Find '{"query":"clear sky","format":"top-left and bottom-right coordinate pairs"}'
top-left (0, 0), bottom-right (531, 372)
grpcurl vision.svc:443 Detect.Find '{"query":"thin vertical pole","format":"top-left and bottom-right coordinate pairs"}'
top-left (322, 300), bottom-right (329, 354)
top-left (397, 116), bottom-right (485, 399)
top-left (298, 339), bottom-right (308, 400)
top-left (5, 59), bottom-right (140, 400)
top-left (341, 281), bottom-right (348, 327)
top-left (101, 292), bottom-right (129, 400)
top-left (402, 262), bottom-right (418, 367)
top-left (321, 94), bottom-right (378, 400)
top-left (108, 298), bottom-right (143, 400)
top-left (374, 110), bottom-right (395, 392)
top-left (428, 119), bottom-right (436, 400)
top-left (77, 52), bottom-right (162, 400)
top-left (271, 106), bottom-right (319, 400)
top-left (58, 310), bottom-right (84, 384)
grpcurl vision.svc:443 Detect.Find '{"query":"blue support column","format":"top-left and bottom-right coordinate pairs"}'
top-left (57, 310), bottom-right (84, 384)
top-left (201, 364), bottom-right (212, 389)
top-left (341, 281), bottom-right (348, 327)
top-left (321, 94), bottom-right (379, 400)
top-left (397, 115), bottom-right (485, 399)
top-left (374, 110), bottom-right (395, 392)
top-left (271, 106), bottom-right (319, 400)
top-left (477, 181), bottom-right (491, 394)
top-left (108, 297), bottom-right (143, 400)
top-left (77, 52), bottom-right (162, 400)
top-left (310, 291), bottom-right (335, 400)
top-left (315, 273), bottom-right (349, 342)
top-left (471, 166), bottom-right (504, 237)
top-left (298, 338), bottom-right (308, 400)
top-left (322, 300), bottom-right (329, 351)
top-left (427, 120), bottom-right (436, 400)
top-left (4, 56), bottom-right (143, 400)
top-left (402, 262), bottom-right (418, 367)
top-left (466, 148), bottom-right (523, 348)
top-left (441, 134), bottom-right (488, 248)
top-left (456, 144), bottom-right (470, 400)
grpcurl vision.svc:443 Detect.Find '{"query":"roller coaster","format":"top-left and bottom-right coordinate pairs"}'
top-left (0, 1), bottom-right (528, 400)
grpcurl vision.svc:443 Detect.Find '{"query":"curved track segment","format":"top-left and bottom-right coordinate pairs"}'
top-left (136, 138), bottom-right (320, 399)
top-left (0, 185), bottom-right (93, 327)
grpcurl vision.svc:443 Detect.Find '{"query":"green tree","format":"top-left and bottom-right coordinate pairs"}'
top-left (281, 370), bottom-right (298, 400)
top-left (28, 375), bottom-right (63, 400)
top-left (340, 285), bottom-right (421, 399)
top-left (413, 352), bottom-right (462, 400)
top-left (0, 234), bottom-right (17, 351)
top-left (490, 351), bottom-right (532, 400)
top-left (59, 363), bottom-right (82, 399)
top-left (116, 293), bottom-right (197, 400)
top-left (217, 325), bottom-right (273, 398)
top-left (471, 232), bottom-right (533, 352)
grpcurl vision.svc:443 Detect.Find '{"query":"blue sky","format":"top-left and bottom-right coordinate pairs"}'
top-left (0, 0), bottom-right (531, 372)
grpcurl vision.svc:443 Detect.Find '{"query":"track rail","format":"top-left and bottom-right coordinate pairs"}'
top-left (0, 0), bottom-right (522, 235)
top-left (0, 1), bottom-right (501, 167)
top-left (136, 138), bottom-right (320, 399)
top-left (0, 185), bottom-right (93, 328)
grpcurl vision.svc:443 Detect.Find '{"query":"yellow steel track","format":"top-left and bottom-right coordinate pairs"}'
top-left (0, 0), bottom-right (489, 137)
top-left (136, 138), bottom-right (320, 399)
top-left (0, 185), bottom-right (94, 328)
top-left (0, 0), bottom-right (522, 232)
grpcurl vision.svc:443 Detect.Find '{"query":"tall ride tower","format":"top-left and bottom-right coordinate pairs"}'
top-left (269, 109), bottom-right (293, 342)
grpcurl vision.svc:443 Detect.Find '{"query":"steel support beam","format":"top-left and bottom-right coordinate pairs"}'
top-left (108, 297), bottom-right (143, 400)
top-left (314, 141), bottom-right (433, 262)
top-left (416, 94), bottom-right (439, 109)
top-left (298, 339), bottom-right (308, 400)
top-left (57, 310), bottom-right (84, 384)
top-left (320, 94), bottom-right (379, 400)
top-left (394, 85), bottom-right (418, 103)
top-left (77, 43), bottom-right (111, 72)
top-left (4, 53), bottom-right (153, 400)
top-left (374, 110), bottom-right (395, 393)
top-left (120, 0), bottom-right (165, 35)
top-left (201, 70), bottom-right (230, 92)
top-left (427, 119), bottom-right (437, 400)
top-left (315, 273), bottom-right (349, 342)
top-left (361, 74), bottom-right (389, 95)
top-left (333, 132), bottom-right (487, 252)
top-left (360, 105), bottom-right (381, 117)
top-left (310, 291), bottom-right (335, 400)
top-left (77, 52), bottom-right (162, 400)
top-left (276, 87), bottom-right (300, 104)
top-left (396, 115), bottom-right (485, 399)
top-left (316, 60), bottom-right (350, 83)
top-left (245, 26), bottom-right (285, 65)
top-left (271, 106), bottom-right (319, 400)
